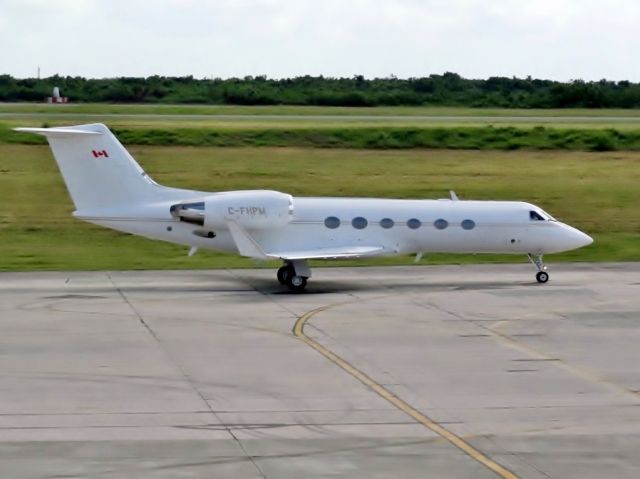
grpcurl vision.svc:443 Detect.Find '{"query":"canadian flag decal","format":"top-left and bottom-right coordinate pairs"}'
top-left (92, 150), bottom-right (109, 158)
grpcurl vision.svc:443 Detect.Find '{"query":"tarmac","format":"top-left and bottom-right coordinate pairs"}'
top-left (0, 263), bottom-right (639, 478)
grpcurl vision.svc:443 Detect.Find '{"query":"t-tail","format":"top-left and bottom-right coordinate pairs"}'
top-left (14, 123), bottom-right (192, 214)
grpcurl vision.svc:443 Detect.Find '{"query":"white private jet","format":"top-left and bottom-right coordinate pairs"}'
top-left (16, 123), bottom-right (593, 291)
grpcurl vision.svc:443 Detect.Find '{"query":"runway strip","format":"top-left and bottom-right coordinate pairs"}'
top-left (4, 112), bottom-right (640, 123)
top-left (293, 302), bottom-right (519, 479)
top-left (2, 264), bottom-right (639, 478)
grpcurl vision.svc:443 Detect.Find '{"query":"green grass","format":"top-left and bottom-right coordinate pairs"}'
top-left (0, 144), bottom-right (638, 271)
top-left (4, 104), bottom-right (640, 130)
top-left (4, 123), bottom-right (640, 151)
top-left (3, 103), bottom-right (640, 117)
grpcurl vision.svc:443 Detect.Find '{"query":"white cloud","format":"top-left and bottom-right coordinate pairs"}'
top-left (1, 0), bottom-right (639, 80)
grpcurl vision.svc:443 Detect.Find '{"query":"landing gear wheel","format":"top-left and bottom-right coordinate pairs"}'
top-left (277, 266), bottom-right (292, 285)
top-left (536, 271), bottom-right (549, 284)
top-left (528, 253), bottom-right (549, 284)
top-left (287, 275), bottom-right (307, 292)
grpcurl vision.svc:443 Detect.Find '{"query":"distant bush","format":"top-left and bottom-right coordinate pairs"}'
top-left (4, 73), bottom-right (640, 108)
top-left (588, 133), bottom-right (617, 151)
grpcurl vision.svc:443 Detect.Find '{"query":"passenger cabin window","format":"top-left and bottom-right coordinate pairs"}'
top-left (434, 218), bottom-right (448, 230)
top-left (380, 218), bottom-right (394, 229)
top-left (325, 216), bottom-right (340, 229)
top-left (461, 219), bottom-right (476, 230)
top-left (352, 217), bottom-right (368, 229)
top-left (407, 218), bottom-right (421, 229)
top-left (529, 211), bottom-right (546, 221)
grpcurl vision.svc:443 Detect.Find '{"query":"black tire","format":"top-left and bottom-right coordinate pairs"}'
top-left (536, 271), bottom-right (549, 283)
top-left (287, 275), bottom-right (307, 292)
top-left (277, 266), bottom-right (290, 285)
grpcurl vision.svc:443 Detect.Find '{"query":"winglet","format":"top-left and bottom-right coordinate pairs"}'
top-left (450, 190), bottom-right (459, 201)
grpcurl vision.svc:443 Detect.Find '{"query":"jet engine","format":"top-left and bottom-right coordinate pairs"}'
top-left (171, 190), bottom-right (294, 230)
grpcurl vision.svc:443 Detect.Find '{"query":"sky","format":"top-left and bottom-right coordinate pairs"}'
top-left (2, 0), bottom-right (640, 81)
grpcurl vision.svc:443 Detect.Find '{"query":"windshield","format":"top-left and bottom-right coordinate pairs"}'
top-left (540, 209), bottom-right (557, 221)
top-left (529, 210), bottom-right (557, 222)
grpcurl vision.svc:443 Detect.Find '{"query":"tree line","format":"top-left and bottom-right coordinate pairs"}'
top-left (2, 72), bottom-right (640, 108)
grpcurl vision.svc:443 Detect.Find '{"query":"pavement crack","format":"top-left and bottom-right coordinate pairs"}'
top-left (106, 272), bottom-right (268, 479)
top-left (423, 299), bottom-right (640, 403)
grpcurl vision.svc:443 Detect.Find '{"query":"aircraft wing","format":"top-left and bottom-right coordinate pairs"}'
top-left (224, 219), bottom-right (391, 260)
top-left (267, 245), bottom-right (390, 260)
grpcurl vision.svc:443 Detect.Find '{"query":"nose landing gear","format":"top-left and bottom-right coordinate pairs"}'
top-left (527, 253), bottom-right (549, 283)
top-left (536, 271), bottom-right (549, 283)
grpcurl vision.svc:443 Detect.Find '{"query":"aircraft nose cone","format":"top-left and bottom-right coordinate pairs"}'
top-left (566, 225), bottom-right (593, 249)
top-left (579, 231), bottom-right (594, 247)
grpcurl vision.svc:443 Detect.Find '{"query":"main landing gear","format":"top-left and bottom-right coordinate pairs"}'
top-left (277, 260), bottom-right (311, 292)
top-left (527, 253), bottom-right (549, 283)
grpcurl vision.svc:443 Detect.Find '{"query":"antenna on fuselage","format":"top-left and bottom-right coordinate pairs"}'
top-left (449, 190), bottom-right (459, 201)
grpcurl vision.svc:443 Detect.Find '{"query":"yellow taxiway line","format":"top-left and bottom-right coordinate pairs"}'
top-left (293, 304), bottom-right (519, 479)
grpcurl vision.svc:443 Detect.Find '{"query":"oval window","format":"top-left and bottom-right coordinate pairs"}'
top-left (324, 216), bottom-right (340, 229)
top-left (407, 218), bottom-right (421, 229)
top-left (434, 218), bottom-right (448, 230)
top-left (352, 217), bottom-right (368, 229)
top-left (461, 219), bottom-right (476, 230)
top-left (380, 218), bottom-right (394, 229)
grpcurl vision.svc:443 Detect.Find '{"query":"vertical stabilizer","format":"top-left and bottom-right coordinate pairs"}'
top-left (14, 123), bottom-right (168, 212)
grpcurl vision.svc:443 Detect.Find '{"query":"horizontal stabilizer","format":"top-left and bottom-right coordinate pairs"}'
top-left (14, 127), bottom-right (103, 136)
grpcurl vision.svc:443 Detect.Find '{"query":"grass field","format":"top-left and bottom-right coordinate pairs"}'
top-left (3, 103), bottom-right (640, 130)
top-left (4, 104), bottom-right (640, 151)
top-left (14, 118), bottom-right (640, 131)
top-left (1, 144), bottom-right (638, 271)
top-left (3, 103), bottom-right (640, 117)
top-left (5, 124), bottom-right (640, 151)
top-left (0, 103), bottom-right (640, 117)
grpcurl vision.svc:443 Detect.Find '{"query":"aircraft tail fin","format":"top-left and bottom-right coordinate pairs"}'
top-left (14, 123), bottom-right (169, 213)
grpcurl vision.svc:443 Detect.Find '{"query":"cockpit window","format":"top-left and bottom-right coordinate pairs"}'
top-left (543, 210), bottom-right (556, 221)
top-left (529, 211), bottom-right (546, 221)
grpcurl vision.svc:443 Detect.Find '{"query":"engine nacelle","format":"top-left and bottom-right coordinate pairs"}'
top-left (203, 190), bottom-right (293, 229)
